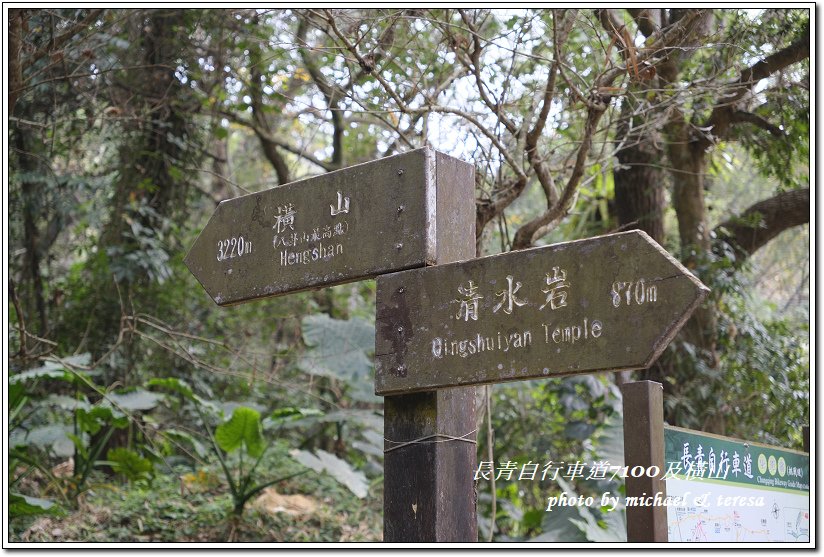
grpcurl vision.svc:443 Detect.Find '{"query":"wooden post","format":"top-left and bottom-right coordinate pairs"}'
top-left (803, 425), bottom-right (810, 453)
top-left (621, 380), bottom-right (667, 542)
top-left (380, 151), bottom-right (478, 542)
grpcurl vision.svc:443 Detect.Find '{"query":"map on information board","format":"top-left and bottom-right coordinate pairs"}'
top-left (664, 426), bottom-right (810, 542)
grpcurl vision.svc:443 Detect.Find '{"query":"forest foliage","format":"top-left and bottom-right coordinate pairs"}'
top-left (7, 8), bottom-right (810, 542)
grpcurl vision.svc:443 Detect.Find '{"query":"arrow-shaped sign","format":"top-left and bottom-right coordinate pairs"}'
top-left (375, 230), bottom-right (709, 395)
top-left (184, 148), bottom-right (473, 305)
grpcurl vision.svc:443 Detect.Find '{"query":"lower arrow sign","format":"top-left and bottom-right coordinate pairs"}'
top-left (374, 230), bottom-right (709, 395)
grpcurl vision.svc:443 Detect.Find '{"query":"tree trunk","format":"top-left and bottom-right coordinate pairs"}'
top-left (612, 97), bottom-right (667, 386)
top-left (665, 121), bottom-right (718, 362)
top-left (613, 100), bottom-right (666, 244)
top-left (103, 11), bottom-right (193, 248)
top-left (13, 127), bottom-right (49, 336)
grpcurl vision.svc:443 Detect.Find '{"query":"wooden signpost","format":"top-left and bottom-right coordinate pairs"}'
top-left (186, 146), bottom-right (710, 543)
top-left (622, 381), bottom-right (667, 542)
top-left (186, 147), bottom-right (479, 542)
top-left (375, 230), bottom-right (709, 395)
top-left (184, 147), bottom-right (462, 306)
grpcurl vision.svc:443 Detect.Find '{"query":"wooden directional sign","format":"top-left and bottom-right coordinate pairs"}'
top-left (184, 147), bottom-right (473, 305)
top-left (374, 230), bottom-right (709, 395)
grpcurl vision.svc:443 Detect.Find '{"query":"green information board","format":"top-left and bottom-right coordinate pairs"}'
top-left (663, 426), bottom-right (809, 542)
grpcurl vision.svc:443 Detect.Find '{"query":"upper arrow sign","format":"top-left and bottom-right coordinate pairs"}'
top-left (374, 230), bottom-right (709, 395)
top-left (184, 148), bottom-right (473, 305)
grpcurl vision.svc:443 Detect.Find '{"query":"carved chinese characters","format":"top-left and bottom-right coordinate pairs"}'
top-left (374, 230), bottom-right (709, 395)
top-left (272, 200), bottom-right (348, 267)
top-left (185, 148), bottom-right (472, 306)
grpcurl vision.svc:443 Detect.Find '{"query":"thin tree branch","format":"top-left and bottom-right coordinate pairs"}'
top-left (702, 24), bottom-right (810, 145)
top-left (511, 105), bottom-right (608, 249)
top-left (220, 110), bottom-right (338, 173)
top-left (248, 19), bottom-right (290, 184)
top-left (729, 110), bottom-right (784, 137)
top-left (297, 14), bottom-right (346, 167)
top-left (457, 9), bottom-right (519, 135)
top-left (714, 187), bottom-right (810, 263)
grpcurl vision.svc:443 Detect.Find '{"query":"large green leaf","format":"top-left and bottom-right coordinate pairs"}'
top-left (262, 407), bottom-right (324, 430)
top-left (534, 503), bottom-right (589, 542)
top-left (215, 406), bottom-right (264, 458)
top-left (146, 377), bottom-right (195, 400)
top-left (591, 417), bottom-right (625, 467)
top-left (146, 377), bottom-right (221, 415)
top-left (9, 494), bottom-right (64, 518)
top-left (290, 449), bottom-right (368, 499)
top-left (44, 394), bottom-right (91, 412)
top-left (9, 361), bottom-right (67, 383)
top-left (105, 388), bottom-right (162, 411)
top-left (298, 315), bottom-right (380, 403)
top-left (12, 425), bottom-right (75, 457)
top-left (76, 405), bottom-right (127, 435)
top-left (535, 477), bottom-right (626, 542)
top-left (163, 429), bottom-right (208, 459)
top-left (106, 448), bottom-right (153, 482)
top-left (9, 354), bottom-right (96, 385)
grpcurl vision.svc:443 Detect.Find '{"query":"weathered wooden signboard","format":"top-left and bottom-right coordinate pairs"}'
top-left (375, 230), bottom-right (709, 395)
top-left (185, 147), bottom-right (472, 305)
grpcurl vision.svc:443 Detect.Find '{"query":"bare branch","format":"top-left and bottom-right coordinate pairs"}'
top-left (220, 109), bottom-right (338, 173)
top-left (511, 104), bottom-right (608, 249)
top-left (297, 13), bottom-right (345, 167)
top-left (702, 25), bottom-right (810, 145)
top-left (628, 8), bottom-right (660, 38)
top-left (9, 10), bottom-right (24, 114)
top-left (27, 9), bottom-right (105, 67)
top-left (457, 9), bottom-right (519, 135)
top-left (524, 9), bottom-right (575, 209)
top-left (248, 22), bottom-right (291, 184)
top-left (729, 110), bottom-right (784, 137)
top-left (714, 187), bottom-right (810, 263)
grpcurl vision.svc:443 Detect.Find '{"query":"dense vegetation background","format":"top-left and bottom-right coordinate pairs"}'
top-left (7, 8), bottom-right (810, 542)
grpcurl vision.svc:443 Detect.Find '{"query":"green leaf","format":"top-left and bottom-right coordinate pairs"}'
top-left (9, 493), bottom-right (64, 518)
top-left (9, 382), bottom-right (26, 414)
top-left (163, 429), bottom-right (208, 459)
top-left (45, 394), bottom-right (91, 412)
top-left (289, 449), bottom-right (368, 499)
top-left (146, 377), bottom-right (220, 414)
top-left (535, 477), bottom-right (626, 542)
top-left (298, 315), bottom-right (380, 403)
top-left (146, 377), bottom-right (195, 397)
top-left (215, 406), bottom-right (264, 458)
top-left (522, 508), bottom-right (544, 531)
top-left (106, 448), bottom-right (154, 482)
top-left (14, 425), bottom-right (75, 457)
top-left (76, 405), bottom-right (127, 435)
top-left (591, 417), bottom-right (625, 467)
top-left (9, 354), bottom-right (95, 385)
top-left (535, 493), bottom-right (588, 541)
top-left (9, 362), bottom-right (67, 383)
top-left (105, 388), bottom-right (162, 411)
top-left (263, 407), bottom-right (324, 429)
top-left (67, 433), bottom-right (88, 460)
top-left (564, 421), bottom-right (595, 440)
